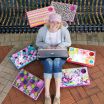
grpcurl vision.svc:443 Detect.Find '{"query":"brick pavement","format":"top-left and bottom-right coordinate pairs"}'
top-left (0, 44), bottom-right (104, 104)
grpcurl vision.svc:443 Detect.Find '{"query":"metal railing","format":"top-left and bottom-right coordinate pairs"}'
top-left (0, 0), bottom-right (104, 33)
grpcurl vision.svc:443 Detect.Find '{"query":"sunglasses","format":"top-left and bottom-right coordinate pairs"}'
top-left (49, 21), bottom-right (61, 24)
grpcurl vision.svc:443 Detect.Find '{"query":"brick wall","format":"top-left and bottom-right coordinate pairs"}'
top-left (71, 32), bottom-right (104, 46)
top-left (0, 33), bottom-right (36, 48)
top-left (0, 32), bottom-right (104, 47)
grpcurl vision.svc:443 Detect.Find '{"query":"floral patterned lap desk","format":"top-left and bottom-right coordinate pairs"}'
top-left (67, 47), bottom-right (96, 67)
top-left (12, 69), bottom-right (44, 100)
top-left (61, 67), bottom-right (90, 87)
top-left (10, 45), bottom-right (37, 69)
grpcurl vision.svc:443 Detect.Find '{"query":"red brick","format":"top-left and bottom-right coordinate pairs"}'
top-left (90, 71), bottom-right (104, 79)
top-left (98, 64), bottom-right (104, 74)
top-left (2, 95), bottom-right (12, 104)
top-left (100, 76), bottom-right (104, 83)
top-left (0, 46), bottom-right (13, 64)
top-left (97, 92), bottom-right (104, 104)
top-left (76, 87), bottom-right (88, 98)
top-left (91, 94), bottom-right (101, 104)
top-left (94, 53), bottom-right (104, 66)
top-left (77, 97), bottom-right (93, 104)
top-left (94, 79), bottom-right (104, 92)
top-left (88, 66), bottom-right (100, 74)
top-left (61, 88), bottom-right (75, 104)
top-left (70, 88), bottom-right (82, 101)
top-left (84, 81), bottom-right (100, 96)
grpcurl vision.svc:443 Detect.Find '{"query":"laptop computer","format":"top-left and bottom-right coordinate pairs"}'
top-left (37, 48), bottom-right (68, 58)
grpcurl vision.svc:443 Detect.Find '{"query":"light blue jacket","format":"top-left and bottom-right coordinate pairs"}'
top-left (36, 26), bottom-right (71, 49)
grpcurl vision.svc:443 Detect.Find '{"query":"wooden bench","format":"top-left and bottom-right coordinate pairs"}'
top-left (0, 0), bottom-right (104, 33)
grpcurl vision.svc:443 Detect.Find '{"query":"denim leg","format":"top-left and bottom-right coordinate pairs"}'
top-left (53, 58), bottom-right (66, 78)
top-left (41, 58), bottom-right (53, 79)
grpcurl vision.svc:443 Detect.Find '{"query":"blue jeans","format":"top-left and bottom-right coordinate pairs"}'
top-left (41, 58), bottom-right (66, 79)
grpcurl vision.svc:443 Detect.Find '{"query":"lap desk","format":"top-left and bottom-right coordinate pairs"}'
top-left (51, 1), bottom-right (77, 22)
top-left (10, 45), bottom-right (37, 69)
top-left (26, 6), bottom-right (55, 27)
top-left (61, 67), bottom-right (90, 87)
top-left (67, 47), bottom-right (96, 67)
top-left (12, 69), bottom-right (44, 100)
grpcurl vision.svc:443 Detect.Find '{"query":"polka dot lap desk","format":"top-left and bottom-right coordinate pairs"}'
top-left (12, 69), bottom-right (44, 100)
top-left (10, 45), bottom-right (37, 69)
top-left (26, 6), bottom-right (55, 28)
top-left (51, 1), bottom-right (77, 22)
top-left (61, 67), bottom-right (90, 87)
top-left (67, 47), bottom-right (96, 67)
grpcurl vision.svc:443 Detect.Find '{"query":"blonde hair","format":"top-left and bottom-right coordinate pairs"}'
top-left (45, 13), bottom-right (63, 29)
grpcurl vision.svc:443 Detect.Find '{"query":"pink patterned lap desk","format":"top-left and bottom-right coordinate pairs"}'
top-left (12, 69), bottom-right (44, 100)
top-left (61, 67), bottom-right (90, 87)
top-left (51, 1), bottom-right (77, 22)
top-left (26, 6), bottom-right (55, 27)
top-left (67, 47), bottom-right (96, 67)
top-left (10, 45), bottom-right (37, 69)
